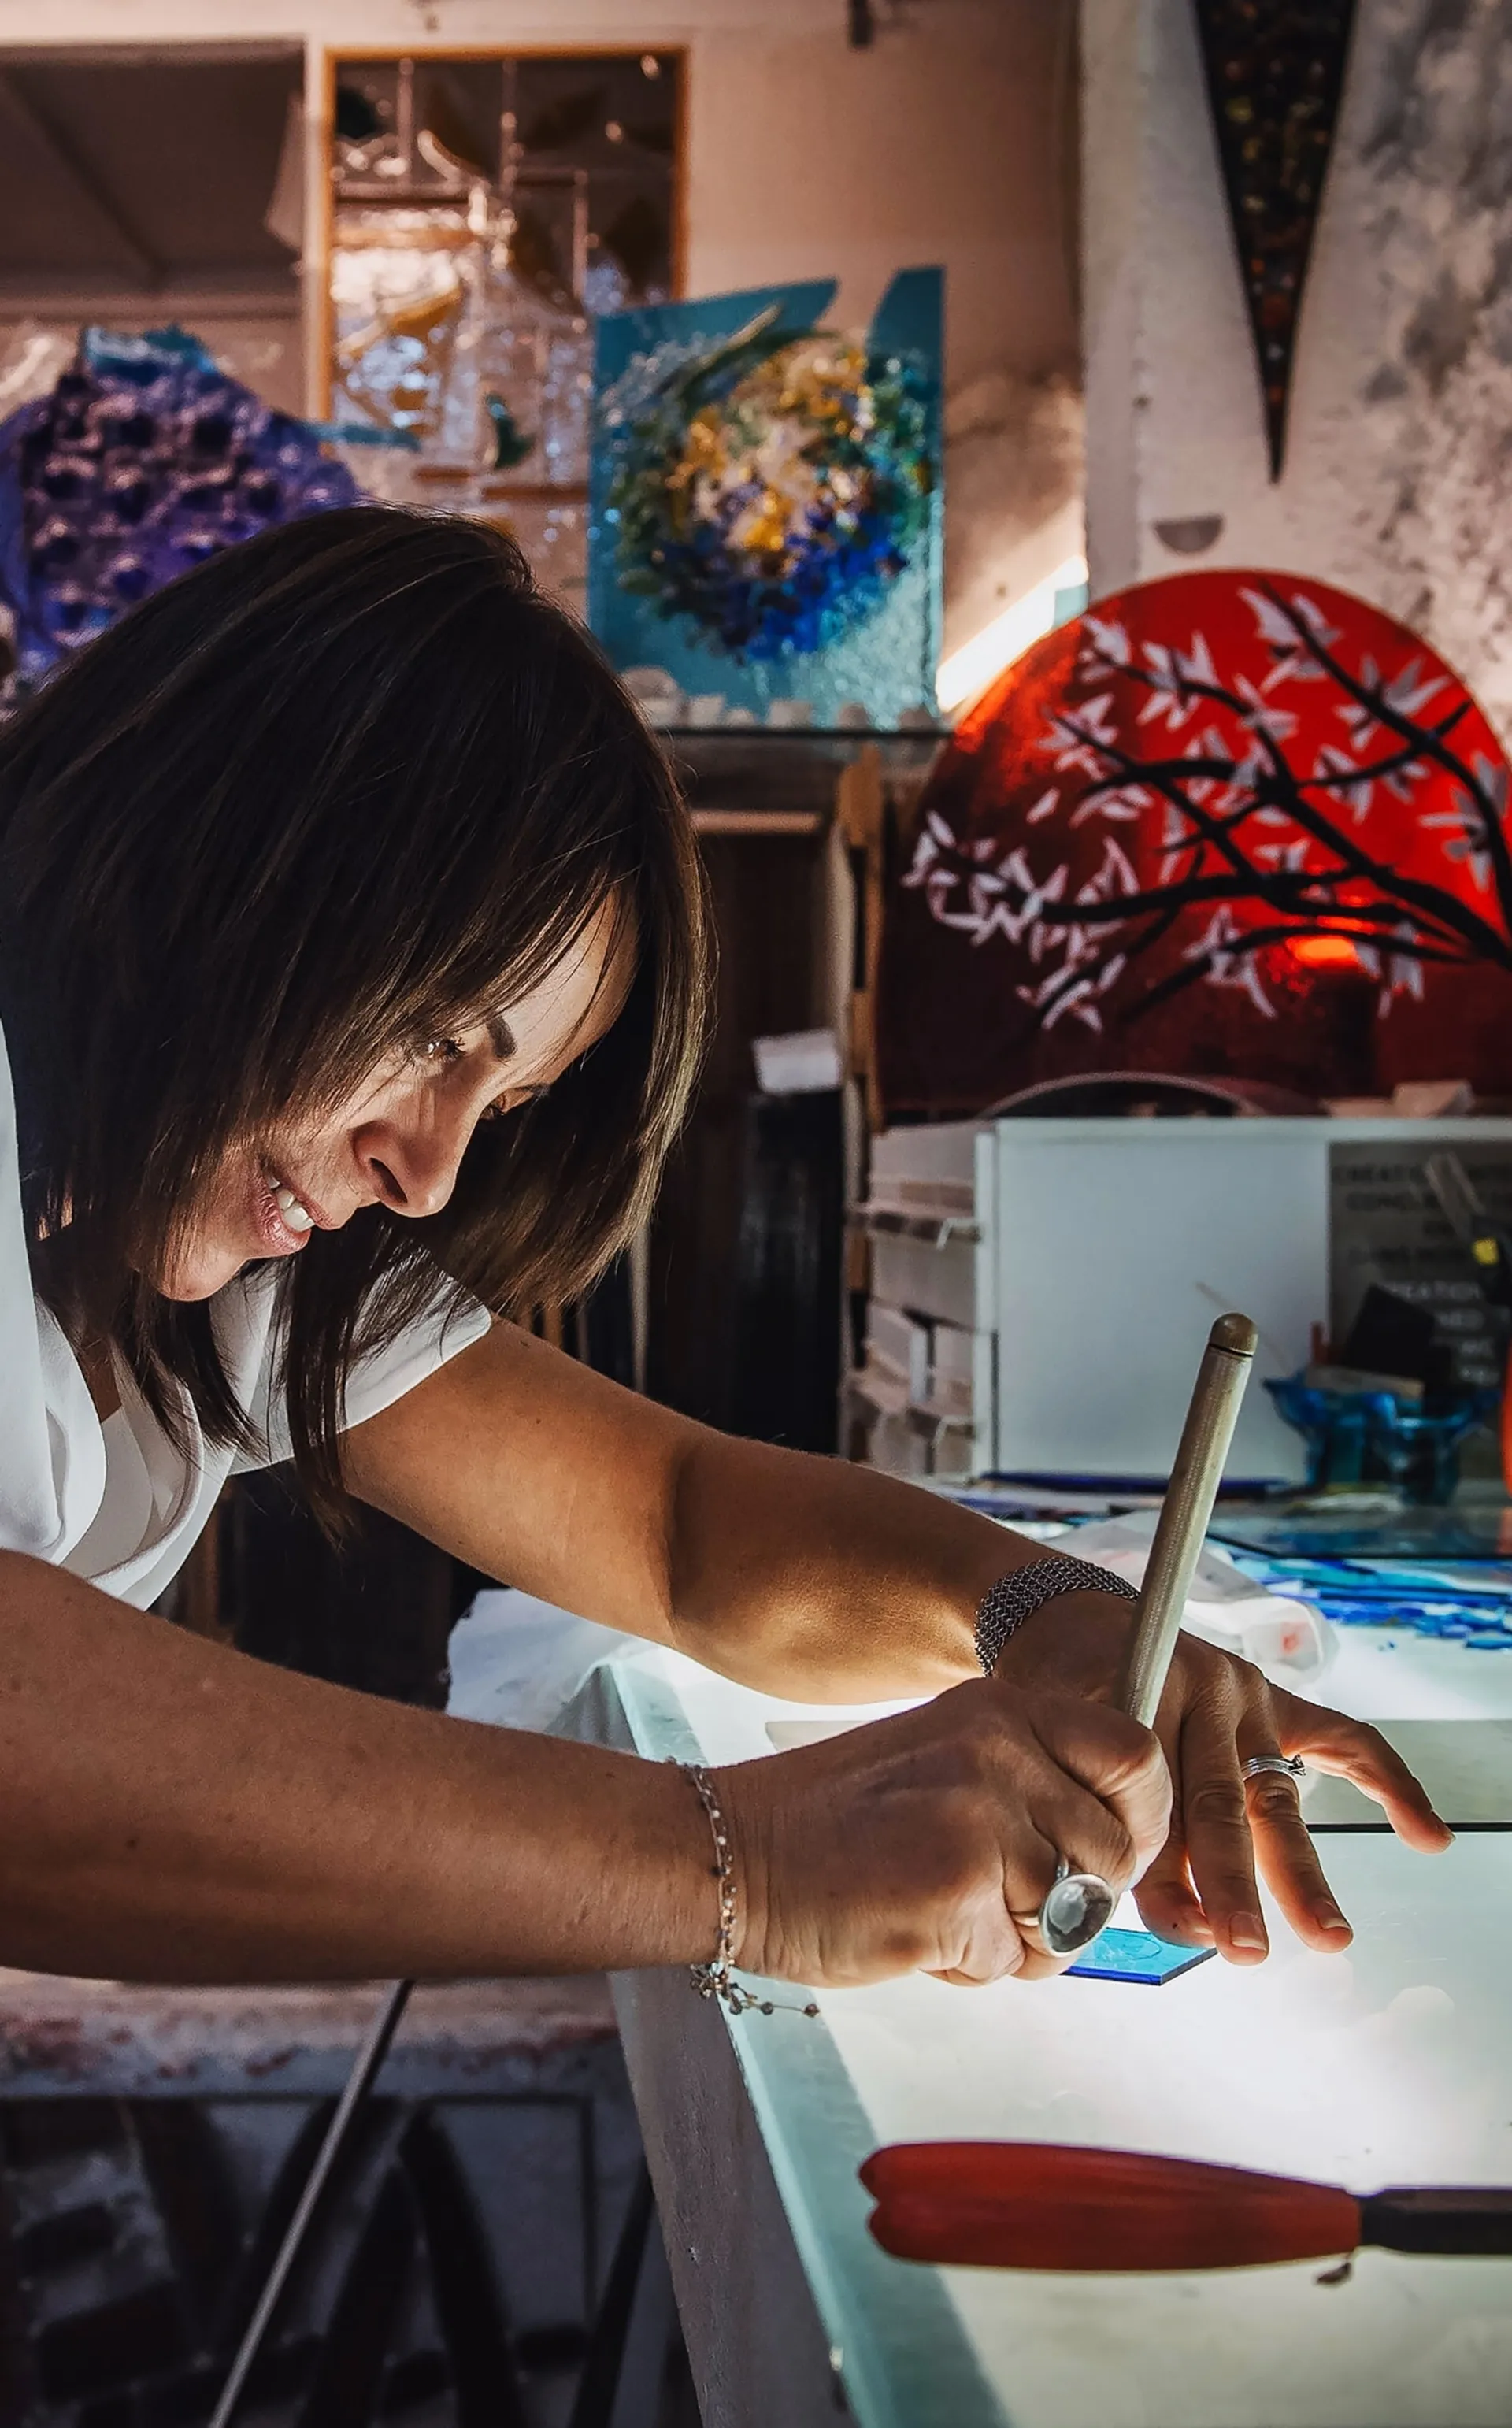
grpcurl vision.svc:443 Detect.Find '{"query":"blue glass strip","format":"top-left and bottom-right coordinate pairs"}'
top-left (1065, 1930), bottom-right (1217, 1986)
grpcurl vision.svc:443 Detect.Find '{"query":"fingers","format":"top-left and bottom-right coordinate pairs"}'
top-left (931, 1831), bottom-right (1047, 1987)
top-left (924, 1808), bottom-right (1065, 1988)
top-left (1238, 1758), bottom-right (1353, 1954)
top-left (1237, 1696), bottom-right (1452, 1953)
top-left (739, 1677), bottom-right (1173, 1995)
top-left (974, 1764), bottom-right (1140, 1987)
top-left (1150, 1656), bottom-right (1453, 1966)
top-left (904, 1696), bottom-right (1168, 1989)
top-left (1023, 1692), bottom-right (1173, 1878)
top-left (1162, 1692), bottom-right (1272, 1963)
top-left (1130, 1828), bottom-right (1213, 1948)
top-left (1162, 1682), bottom-right (1342, 1963)
top-left (1269, 1688), bottom-right (1455, 1852)
top-left (986, 1696), bottom-right (1171, 1984)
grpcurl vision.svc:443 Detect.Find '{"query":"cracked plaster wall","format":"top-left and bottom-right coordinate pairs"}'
top-left (1083, 0), bottom-right (1512, 740)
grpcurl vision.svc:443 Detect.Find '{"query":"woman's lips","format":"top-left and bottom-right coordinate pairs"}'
top-left (253, 1172), bottom-right (330, 1257)
top-left (274, 1183), bottom-right (316, 1235)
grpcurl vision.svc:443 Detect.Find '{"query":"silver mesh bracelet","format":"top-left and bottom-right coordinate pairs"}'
top-left (974, 1556), bottom-right (1140, 1675)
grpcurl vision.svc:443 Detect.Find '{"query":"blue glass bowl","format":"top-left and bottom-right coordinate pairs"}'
top-left (1265, 1374), bottom-right (1499, 1506)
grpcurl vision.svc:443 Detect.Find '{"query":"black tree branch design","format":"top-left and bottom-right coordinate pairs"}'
top-left (906, 581), bottom-right (1512, 1037)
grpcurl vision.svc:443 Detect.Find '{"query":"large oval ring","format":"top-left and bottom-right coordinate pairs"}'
top-left (1036, 1856), bottom-right (1116, 1957)
top-left (1241, 1752), bottom-right (1307, 1785)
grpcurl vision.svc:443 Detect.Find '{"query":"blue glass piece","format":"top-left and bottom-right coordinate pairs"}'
top-left (0, 324), bottom-right (360, 703)
top-left (81, 322), bottom-right (219, 380)
top-left (1265, 1373), bottom-right (1498, 1506)
top-left (1065, 1929), bottom-right (1216, 1986)
top-left (303, 421), bottom-right (421, 451)
top-left (1088, 1525), bottom-right (1512, 1649)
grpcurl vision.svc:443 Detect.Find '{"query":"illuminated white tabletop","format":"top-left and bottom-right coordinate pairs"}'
top-left (568, 1629), bottom-right (1512, 2428)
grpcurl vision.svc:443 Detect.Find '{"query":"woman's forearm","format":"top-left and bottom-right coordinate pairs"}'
top-left (665, 1430), bottom-right (1030, 1700)
top-left (1, 1556), bottom-right (1190, 1996)
top-left (0, 1552), bottom-right (710, 1984)
top-left (342, 1325), bottom-right (1087, 1705)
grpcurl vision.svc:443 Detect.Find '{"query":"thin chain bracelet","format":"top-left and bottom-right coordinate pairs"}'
top-left (672, 1761), bottom-right (819, 2020)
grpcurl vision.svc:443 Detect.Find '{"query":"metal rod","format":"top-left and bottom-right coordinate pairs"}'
top-left (1036, 1312), bottom-right (1257, 1959)
top-left (208, 1976), bottom-right (413, 2428)
top-left (1118, 1312), bottom-right (1258, 1727)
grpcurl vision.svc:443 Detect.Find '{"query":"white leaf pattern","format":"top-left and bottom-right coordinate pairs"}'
top-left (905, 583), bottom-right (1509, 1037)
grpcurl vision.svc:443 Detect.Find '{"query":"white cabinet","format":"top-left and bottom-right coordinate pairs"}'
top-left (855, 1115), bottom-right (1512, 1486)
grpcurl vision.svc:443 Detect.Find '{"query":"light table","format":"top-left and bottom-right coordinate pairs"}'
top-left (554, 1626), bottom-right (1512, 2428)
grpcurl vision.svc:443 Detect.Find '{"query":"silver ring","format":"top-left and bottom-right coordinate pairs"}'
top-left (1241, 1753), bottom-right (1306, 1784)
top-left (1035, 1856), bottom-right (1116, 1958)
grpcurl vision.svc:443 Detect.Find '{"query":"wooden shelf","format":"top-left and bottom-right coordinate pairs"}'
top-left (849, 1202), bottom-right (981, 1248)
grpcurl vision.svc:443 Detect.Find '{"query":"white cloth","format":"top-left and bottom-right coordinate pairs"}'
top-left (447, 1588), bottom-right (643, 1734)
top-left (0, 1017), bottom-right (491, 1608)
top-left (1058, 1511), bottom-right (1336, 1686)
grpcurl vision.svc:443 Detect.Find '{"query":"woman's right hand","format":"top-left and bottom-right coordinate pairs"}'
top-left (717, 1678), bottom-right (1172, 1989)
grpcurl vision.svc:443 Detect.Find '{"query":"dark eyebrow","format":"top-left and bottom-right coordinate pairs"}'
top-left (486, 1014), bottom-right (517, 1062)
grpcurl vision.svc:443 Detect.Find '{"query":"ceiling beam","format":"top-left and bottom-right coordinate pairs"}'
top-left (0, 69), bottom-right (164, 291)
top-left (0, 284), bottom-right (295, 320)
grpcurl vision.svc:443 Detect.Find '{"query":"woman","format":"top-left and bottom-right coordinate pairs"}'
top-left (0, 506), bottom-right (1445, 1999)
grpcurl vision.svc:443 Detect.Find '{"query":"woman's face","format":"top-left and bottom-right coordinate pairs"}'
top-left (159, 898), bottom-right (633, 1302)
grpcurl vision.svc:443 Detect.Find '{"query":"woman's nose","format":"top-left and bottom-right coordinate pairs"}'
top-left (350, 1110), bottom-right (469, 1218)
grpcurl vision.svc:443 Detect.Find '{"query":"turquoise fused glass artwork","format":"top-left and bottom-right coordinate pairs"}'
top-left (587, 269), bottom-right (943, 731)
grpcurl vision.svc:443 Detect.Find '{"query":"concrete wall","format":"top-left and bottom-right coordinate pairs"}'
top-left (1082, 0), bottom-right (1512, 738)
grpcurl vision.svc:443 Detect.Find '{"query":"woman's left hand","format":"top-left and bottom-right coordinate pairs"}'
top-left (993, 1593), bottom-right (1455, 1963)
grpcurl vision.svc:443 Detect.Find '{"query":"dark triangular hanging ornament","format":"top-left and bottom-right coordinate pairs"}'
top-left (1192, 0), bottom-right (1358, 480)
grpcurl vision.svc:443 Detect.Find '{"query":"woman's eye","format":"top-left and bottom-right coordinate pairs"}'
top-left (421, 1037), bottom-right (466, 1066)
top-left (479, 1087), bottom-right (546, 1125)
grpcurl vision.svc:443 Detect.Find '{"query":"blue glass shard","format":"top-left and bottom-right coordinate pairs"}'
top-left (1065, 1929), bottom-right (1217, 1986)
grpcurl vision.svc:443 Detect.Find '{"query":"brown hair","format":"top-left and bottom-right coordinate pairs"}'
top-left (0, 506), bottom-right (710, 1521)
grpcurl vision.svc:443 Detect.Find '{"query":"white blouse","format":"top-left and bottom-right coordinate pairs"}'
top-left (0, 1018), bottom-right (491, 1609)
